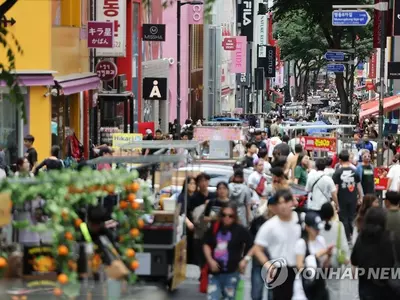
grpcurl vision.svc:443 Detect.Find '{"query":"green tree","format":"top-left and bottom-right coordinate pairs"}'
top-left (273, 0), bottom-right (373, 114)
top-left (0, 0), bottom-right (25, 119)
top-left (275, 11), bottom-right (327, 99)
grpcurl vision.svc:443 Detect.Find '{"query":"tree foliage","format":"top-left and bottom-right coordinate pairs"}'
top-left (0, 0), bottom-right (26, 120)
top-left (273, 0), bottom-right (374, 113)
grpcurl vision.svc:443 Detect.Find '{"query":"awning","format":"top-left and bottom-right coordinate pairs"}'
top-left (360, 95), bottom-right (400, 118)
top-left (221, 87), bottom-right (231, 96)
top-left (0, 70), bottom-right (56, 87)
top-left (55, 72), bottom-right (100, 95)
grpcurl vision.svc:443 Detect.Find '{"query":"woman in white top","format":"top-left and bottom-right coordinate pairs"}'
top-left (292, 211), bottom-right (334, 300)
top-left (319, 202), bottom-right (350, 300)
top-left (14, 157), bottom-right (34, 177)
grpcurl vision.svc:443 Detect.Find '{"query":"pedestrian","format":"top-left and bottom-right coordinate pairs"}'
top-left (97, 146), bottom-right (113, 171)
top-left (14, 157), bottom-right (33, 177)
top-left (384, 191), bottom-right (400, 236)
top-left (287, 144), bottom-right (303, 180)
top-left (203, 202), bottom-right (252, 300)
top-left (387, 154), bottom-right (400, 191)
top-left (305, 158), bottom-right (338, 212)
top-left (253, 189), bottom-right (301, 300)
top-left (33, 145), bottom-right (64, 175)
top-left (247, 158), bottom-right (268, 204)
top-left (351, 207), bottom-right (398, 300)
top-left (356, 150), bottom-right (375, 195)
top-left (243, 142), bottom-right (258, 168)
top-left (23, 134), bottom-right (38, 171)
top-left (294, 154), bottom-right (310, 186)
top-left (292, 211), bottom-right (333, 300)
top-left (229, 169), bottom-right (252, 227)
top-left (352, 194), bottom-right (379, 245)
top-left (204, 182), bottom-right (230, 223)
top-left (257, 149), bottom-right (271, 175)
top-left (319, 202), bottom-right (350, 300)
top-left (332, 150), bottom-right (363, 242)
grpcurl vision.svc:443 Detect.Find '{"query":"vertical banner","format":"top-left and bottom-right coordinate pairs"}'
top-left (96, 0), bottom-right (127, 57)
top-left (395, 0), bottom-right (400, 36)
top-left (258, 13), bottom-right (267, 57)
top-left (232, 36), bottom-right (247, 73)
top-left (238, 0), bottom-right (254, 42)
top-left (267, 13), bottom-right (274, 45)
top-left (373, 0), bottom-right (391, 48)
top-left (369, 51), bottom-right (377, 79)
top-left (258, 46), bottom-right (276, 78)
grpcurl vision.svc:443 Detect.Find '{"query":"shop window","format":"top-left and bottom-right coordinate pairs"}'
top-left (52, 0), bottom-right (81, 27)
top-left (0, 94), bottom-right (23, 166)
top-left (191, 24), bottom-right (204, 71)
top-left (52, 96), bottom-right (71, 159)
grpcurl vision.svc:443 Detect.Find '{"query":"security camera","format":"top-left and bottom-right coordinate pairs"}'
top-left (168, 58), bottom-right (174, 65)
top-left (50, 88), bottom-right (59, 96)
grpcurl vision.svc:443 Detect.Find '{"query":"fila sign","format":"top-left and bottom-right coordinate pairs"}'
top-left (143, 77), bottom-right (167, 100)
top-left (239, 0), bottom-right (254, 41)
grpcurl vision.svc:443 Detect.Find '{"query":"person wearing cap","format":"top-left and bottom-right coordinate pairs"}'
top-left (292, 211), bottom-right (333, 300)
top-left (253, 189), bottom-right (301, 300)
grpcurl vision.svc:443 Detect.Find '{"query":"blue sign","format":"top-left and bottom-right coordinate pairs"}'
top-left (327, 64), bottom-right (345, 73)
top-left (324, 51), bottom-right (345, 61)
top-left (332, 10), bottom-right (371, 26)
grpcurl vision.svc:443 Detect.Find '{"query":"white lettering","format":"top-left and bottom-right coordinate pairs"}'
top-left (242, 0), bottom-right (252, 26)
top-left (149, 80), bottom-right (162, 98)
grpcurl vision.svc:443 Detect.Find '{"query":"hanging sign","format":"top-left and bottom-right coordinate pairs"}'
top-left (96, 61), bottom-right (118, 81)
top-left (87, 21), bottom-right (114, 48)
top-left (142, 24), bottom-right (166, 41)
top-left (374, 167), bottom-right (389, 190)
top-left (143, 77), bottom-right (167, 100)
top-left (300, 136), bottom-right (337, 152)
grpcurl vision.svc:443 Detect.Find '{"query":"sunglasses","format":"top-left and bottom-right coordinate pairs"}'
top-left (222, 213), bottom-right (234, 219)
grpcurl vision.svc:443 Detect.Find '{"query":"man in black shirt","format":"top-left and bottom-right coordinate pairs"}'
top-left (253, 131), bottom-right (267, 151)
top-left (24, 134), bottom-right (38, 170)
top-left (332, 150), bottom-right (363, 241)
top-left (243, 142), bottom-right (257, 168)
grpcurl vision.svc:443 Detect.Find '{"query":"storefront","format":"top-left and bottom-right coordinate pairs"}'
top-left (360, 95), bottom-right (400, 119)
top-left (52, 73), bottom-right (100, 158)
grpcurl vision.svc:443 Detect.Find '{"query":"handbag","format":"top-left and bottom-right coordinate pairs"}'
top-left (336, 221), bottom-right (346, 265)
top-left (199, 221), bottom-right (220, 293)
top-left (388, 232), bottom-right (400, 295)
top-left (255, 176), bottom-right (267, 196)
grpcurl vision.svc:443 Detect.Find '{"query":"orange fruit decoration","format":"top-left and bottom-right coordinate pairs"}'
top-left (119, 236), bottom-right (125, 242)
top-left (74, 218), bottom-right (83, 227)
top-left (65, 232), bottom-right (73, 241)
top-left (126, 249), bottom-right (136, 258)
top-left (130, 260), bottom-right (139, 270)
top-left (130, 228), bottom-right (140, 238)
top-left (57, 273), bottom-right (69, 284)
top-left (58, 245), bottom-right (69, 256)
top-left (130, 182), bottom-right (140, 193)
top-left (120, 201), bottom-right (128, 209)
top-left (127, 193), bottom-right (136, 203)
top-left (131, 201), bottom-right (140, 210)
top-left (53, 288), bottom-right (63, 296)
top-left (105, 184), bottom-right (115, 194)
top-left (68, 260), bottom-right (77, 271)
top-left (137, 219), bottom-right (145, 229)
top-left (61, 210), bottom-right (68, 221)
top-left (0, 257), bottom-right (7, 268)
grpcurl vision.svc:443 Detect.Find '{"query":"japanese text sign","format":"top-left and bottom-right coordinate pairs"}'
top-left (96, 0), bottom-right (127, 57)
top-left (374, 167), bottom-right (388, 191)
top-left (300, 136), bottom-right (337, 152)
top-left (88, 21), bottom-right (114, 48)
top-left (112, 133), bottom-right (143, 149)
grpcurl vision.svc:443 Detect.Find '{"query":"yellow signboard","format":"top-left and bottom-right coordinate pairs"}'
top-left (112, 133), bottom-right (143, 150)
top-left (171, 237), bottom-right (187, 291)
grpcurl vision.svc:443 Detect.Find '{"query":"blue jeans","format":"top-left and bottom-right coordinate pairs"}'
top-left (251, 263), bottom-right (264, 300)
top-left (207, 272), bottom-right (240, 300)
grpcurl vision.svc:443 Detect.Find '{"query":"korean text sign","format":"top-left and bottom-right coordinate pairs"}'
top-left (300, 136), bottom-right (337, 152)
top-left (96, 0), bottom-right (127, 57)
top-left (374, 167), bottom-right (388, 191)
top-left (88, 21), bottom-right (114, 48)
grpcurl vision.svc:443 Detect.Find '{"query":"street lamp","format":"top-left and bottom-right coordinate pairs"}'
top-left (176, 0), bottom-right (203, 135)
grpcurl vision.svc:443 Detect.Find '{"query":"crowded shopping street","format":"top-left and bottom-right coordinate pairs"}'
top-left (1, 0), bottom-right (400, 299)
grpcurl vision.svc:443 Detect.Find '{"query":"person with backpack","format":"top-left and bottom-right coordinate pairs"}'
top-left (33, 145), bottom-right (64, 175)
top-left (292, 211), bottom-right (334, 300)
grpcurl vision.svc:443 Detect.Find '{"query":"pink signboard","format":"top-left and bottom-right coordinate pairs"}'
top-left (88, 21), bottom-right (114, 48)
top-left (194, 127), bottom-right (242, 141)
top-left (187, 4), bottom-right (203, 24)
top-left (231, 36), bottom-right (247, 73)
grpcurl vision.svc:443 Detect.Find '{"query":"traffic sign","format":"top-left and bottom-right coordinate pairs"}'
top-left (324, 51), bottom-right (345, 61)
top-left (327, 64), bottom-right (345, 73)
top-left (332, 10), bottom-right (371, 26)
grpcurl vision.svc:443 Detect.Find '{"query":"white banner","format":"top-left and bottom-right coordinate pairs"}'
top-left (96, 0), bottom-right (126, 57)
top-left (258, 13), bottom-right (267, 58)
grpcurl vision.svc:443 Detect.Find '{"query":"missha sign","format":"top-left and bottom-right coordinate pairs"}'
top-left (188, 4), bottom-right (203, 24)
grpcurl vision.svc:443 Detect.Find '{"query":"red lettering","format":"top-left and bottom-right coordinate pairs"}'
top-left (113, 20), bottom-right (120, 36)
top-left (104, 0), bottom-right (119, 17)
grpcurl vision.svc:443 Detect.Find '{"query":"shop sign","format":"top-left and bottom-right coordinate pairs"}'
top-left (193, 127), bottom-right (242, 141)
top-left (366, 81), bottom-right (375, 91)
top-left (96, 0), bottom-right (127, 57)
top-left (112, 133), bottom-right (143, 149)
top-left (300, 136), bottom-right (337, 152)
top-left (142, 24), bottom-right (166, 41)
top-left (258, 13), bottom-right (267, 57)
top-left (222, 37), bottom-right (237, 51)
top-left (232, 36), bottom-right (247, 73)
top-left (87, 21), bottom-right (114, 48)
top-left (23, 244), bottom-right (58, 286)
top-left (374, 167), bottom-right (389, 190)
top-left (238, 0), bottom-right (254, 41)
top-left (143, 77), bottom-right (167, 100)
top-left (96, 61), bottom-right (118, 81)
top-left (388, 62), bottom-right (400, 79)
top-left (188, 4), bottom-right (203, 25)
top-left (395, 0), bottom-right (400, 36)
top-left (258, 46), bottom-right (276, 78)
